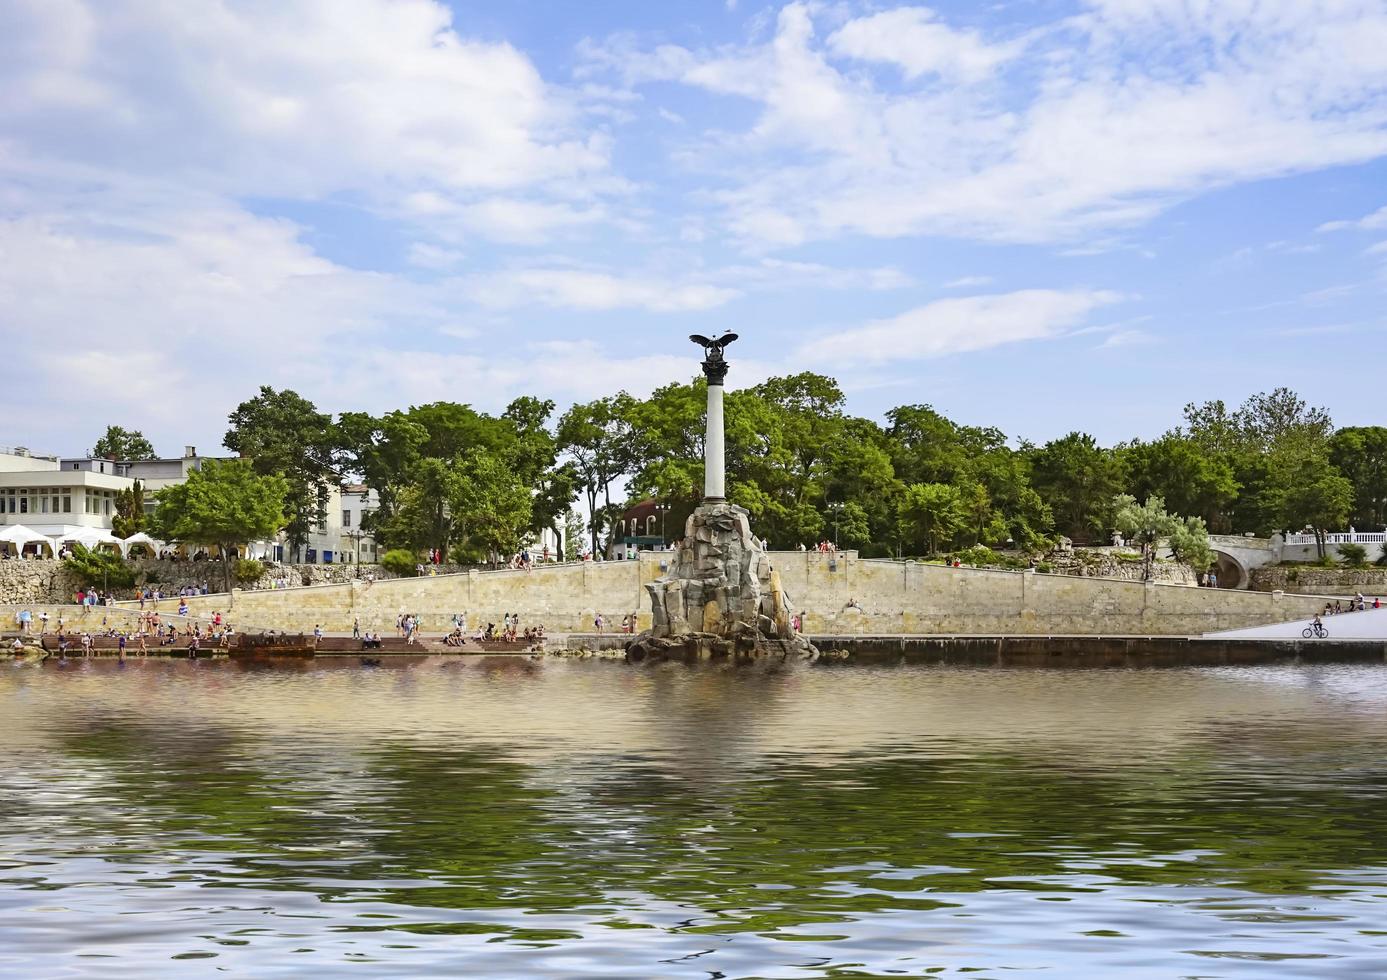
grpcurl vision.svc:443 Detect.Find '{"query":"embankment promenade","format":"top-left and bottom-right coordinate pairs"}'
top-left (116, 552), bottom-right (1334, 638)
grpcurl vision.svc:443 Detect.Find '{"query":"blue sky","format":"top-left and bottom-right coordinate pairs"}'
top-left (3, 0), bottom-right (1387, 458)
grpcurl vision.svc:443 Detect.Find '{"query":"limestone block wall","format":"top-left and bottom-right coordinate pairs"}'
top-left (143, 552), bottom-right (1332, 637)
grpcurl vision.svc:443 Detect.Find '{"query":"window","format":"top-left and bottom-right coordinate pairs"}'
top-left (62, 496), bottom-right (71, 513)
top-left (647, 515), bottom-right (656, 535)
top-left (104, 498), bottom-right (111, 515)
top-left (342, 509), bottom-right (352, 528)
top-left (19, 497), bottom-right (27, 514)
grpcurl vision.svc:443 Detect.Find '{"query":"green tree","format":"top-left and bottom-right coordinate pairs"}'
top-left (112, 480), bottom-right (146, 539)
top-left (1120, 436), bottom-right (1239, 530)
top-left (898, 483), bottom-right (965, 554)
top-left (1168, 515), bottom-right (1215, 575)
top-left (1112, 494), bottom-right (1212, 580)
top-left (1274, 458), bottom-right (1353, 560)
top-left (152, 459), bottom-right (288, 598)
top-left (224, 387), bottom-right (337, 562)
top-left (1029, 433), bottom-right (1124, 542)
top-left (451, 451), bottom-right (533, 565)
top-left (557, 394), bottom-right (637, 556)
top-left (1328, 426), bottom-right (1387, 529)
top-left (91, 425), bottom-right (156, 460)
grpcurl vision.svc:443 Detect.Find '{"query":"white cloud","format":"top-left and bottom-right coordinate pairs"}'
top-left (797, 289), bottom-right (1124, 366)
top-left (0, 0), bottom-right (613, 243)
top-left (463, 267), bottom-right (740, 312)
top-left (582, 1), bottom-right (1387, 246)
top-left (827, 7), bottom-right (1024, 82)
top-left (943, 275), bottom-right (993, 289)
top-left (1319, 205), bottom-right (1387, 233)
top-left (1367, 240), bottom-right (1387, 256)
top-left (408, 243), bottom-right (466, 269)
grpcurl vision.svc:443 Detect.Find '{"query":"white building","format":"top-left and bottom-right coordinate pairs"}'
top-left (261, 483), bottom-right (380, 565)
top-left (0, 448), bottom-right (137, 553)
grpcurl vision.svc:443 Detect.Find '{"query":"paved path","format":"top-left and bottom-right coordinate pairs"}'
top-left (1204, 604), bottom-right (1387, 640)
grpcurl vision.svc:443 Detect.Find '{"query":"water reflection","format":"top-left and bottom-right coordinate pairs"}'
top-left (3, 659), bottom-right (1387, 976)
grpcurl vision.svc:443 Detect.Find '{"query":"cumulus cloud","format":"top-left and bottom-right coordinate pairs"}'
top-left (797, 289), bottom-right (1124, 366)
top-left (827, 7), bottom-right (1024, 82)
top-left (581, 1), bottom-right (1387, 246)
top-left (0, 0), bottom-right (612, 243)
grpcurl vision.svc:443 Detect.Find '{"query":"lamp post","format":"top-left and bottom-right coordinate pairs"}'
top-left (828, 502), bottom-right (843, 550)
top-left (655, 503), bottom-right (670, 547)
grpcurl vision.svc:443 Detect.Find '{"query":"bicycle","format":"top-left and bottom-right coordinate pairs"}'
top-left (1301, 623), bottom-right (1329, 639)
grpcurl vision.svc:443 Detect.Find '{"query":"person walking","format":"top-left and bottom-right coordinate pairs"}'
top-left (352, 618), bottom-right (360, 639)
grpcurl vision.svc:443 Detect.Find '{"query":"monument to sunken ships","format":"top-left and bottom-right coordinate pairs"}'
top-left (625, 333), bottom-right (820, 664)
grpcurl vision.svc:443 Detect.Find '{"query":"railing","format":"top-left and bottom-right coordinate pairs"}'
top-left (1284, 532), bottom-right (1387, 545)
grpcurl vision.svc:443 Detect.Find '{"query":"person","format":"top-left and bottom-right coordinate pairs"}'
top-left (178, 599), bottom-right (188, 617)
top-left (620, 614), bottom-right (631, 634)
top-left (58, 634), bottom-right (70, 658)
top-left (594, 612), bottom-right (604, 634)
top-left (10, 637), bottom-right (24, 654)
top-left (117, 633), bottom-right (127, 662)
top-left (1376, 597), bottom-right (1382, 610)
top-left (81, 632), bottom-right (93, 657)
top-left (39, 610), bottom-right (49, 634)
top-left (1312, 612), bottom-right (1324, 632)
top-left (352, 618), bottom-right (360, 639)
top-left (1355, 591), bottom-right (1365, 611)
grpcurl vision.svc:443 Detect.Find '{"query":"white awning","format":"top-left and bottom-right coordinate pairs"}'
top-left (0, 524), bottom-right (56, 556)
top-left (121, 532), bottom-right (164, 557)
top-left (57, 528), bottom-right (124, 553)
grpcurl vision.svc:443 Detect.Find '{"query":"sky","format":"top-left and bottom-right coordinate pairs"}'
top-left (3, 0), bottom-right (1387, 459)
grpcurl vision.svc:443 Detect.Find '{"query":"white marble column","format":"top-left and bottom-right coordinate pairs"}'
top-left (704, 380), bottom-right (725, 500)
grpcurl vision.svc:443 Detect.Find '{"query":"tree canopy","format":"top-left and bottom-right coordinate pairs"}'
top-left (152, 459), bottom-right (288, 596)
top-left (92, 425), bottom-right (156, 460)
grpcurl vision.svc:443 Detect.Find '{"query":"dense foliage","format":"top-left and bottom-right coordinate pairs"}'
top-left (152, 459), bottom-right (288, 596)
top-left (84, 379), bottom-right (1366, 568)
top-left (61, 543), bottom-right (135, 589)
top-left (91, 425), bottom-right (156, 461)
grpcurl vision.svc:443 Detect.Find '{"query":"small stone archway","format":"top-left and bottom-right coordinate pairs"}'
top-left (1211, 549), bottom-right (1250, 590)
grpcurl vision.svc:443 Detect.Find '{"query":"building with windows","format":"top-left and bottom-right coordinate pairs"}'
top-left (0, 448), bottom-right (138, 552)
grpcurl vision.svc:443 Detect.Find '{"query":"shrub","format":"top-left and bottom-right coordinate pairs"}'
top-left (234, 558), bottom-right (264, 584)
top-left (61, 544), bottom-right (135, 589)
top-left (1378, 544), bottom-right (1387, 567)
top-left (947, 545), bottom-right (1029, 570)
top-left (1035, 561), bottom-right (1053, 573)
top-left (859, 542), bottom-right (894, 559)
top-left (379, 549), bottom-right (419, 577)
top-left (1338, 543), bottom-right (1369, 568)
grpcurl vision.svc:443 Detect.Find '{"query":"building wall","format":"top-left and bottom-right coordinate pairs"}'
top-left (153, 552), bottom-right (1332, 636)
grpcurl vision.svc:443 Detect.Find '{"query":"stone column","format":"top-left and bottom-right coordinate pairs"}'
top-left (696, 335), bottom-right (733, 502)
top-left (704, 379), bottom-right (725, 501)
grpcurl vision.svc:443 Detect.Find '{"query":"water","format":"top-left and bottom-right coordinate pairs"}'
top-left (3, 658), bottom-right (1387, 978)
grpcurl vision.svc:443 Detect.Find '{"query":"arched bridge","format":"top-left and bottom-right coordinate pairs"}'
top-left (1207, 534), bottom-right (1278, 590)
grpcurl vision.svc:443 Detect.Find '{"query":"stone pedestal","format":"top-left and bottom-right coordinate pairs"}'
top-left (625, 501), bottom-right (818, 664)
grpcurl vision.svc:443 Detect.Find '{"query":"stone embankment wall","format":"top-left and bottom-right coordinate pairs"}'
top-left (149, 552), bottom-right (1331, 637)
top-left (1250, 566), bottom-right (1387, 596)
top-left (0, 559), bottom-right (465, 605)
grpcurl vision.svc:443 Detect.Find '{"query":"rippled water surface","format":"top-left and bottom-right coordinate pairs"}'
top-left (4, 658), bottom-right (1387, 978)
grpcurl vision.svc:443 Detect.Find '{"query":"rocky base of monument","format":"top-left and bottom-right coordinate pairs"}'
top-left (625, 500), bottom-right (818, 664)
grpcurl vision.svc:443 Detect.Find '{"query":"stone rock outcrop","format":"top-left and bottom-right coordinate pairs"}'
top-left (625, 501), bottom-right (817, 664)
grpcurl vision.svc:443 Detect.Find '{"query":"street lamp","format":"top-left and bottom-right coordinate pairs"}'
top-left (655, 503), bottom-right (670, 548)
top-left (828, 503), bottom-right (843, 550)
